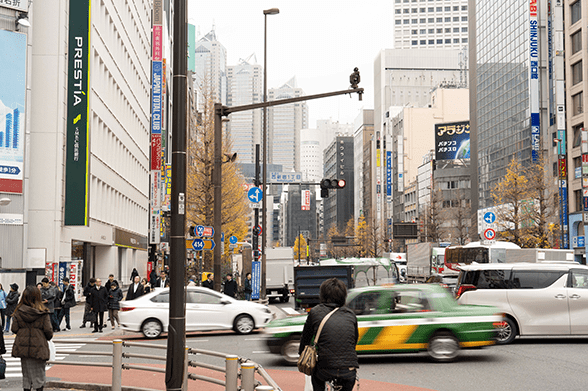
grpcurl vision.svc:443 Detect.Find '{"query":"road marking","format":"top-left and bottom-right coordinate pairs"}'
top-left (252, 351), bottom-right (270, 354)
top-left (282, 307), bottom-right (300, 316)
top-left (4, 340), bottom-right (86, 378)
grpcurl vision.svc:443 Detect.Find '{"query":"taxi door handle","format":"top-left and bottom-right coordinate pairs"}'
top-left (570, 294), bottom-right (581, 300)
top-left (554, 294), bottom-right (566, 299)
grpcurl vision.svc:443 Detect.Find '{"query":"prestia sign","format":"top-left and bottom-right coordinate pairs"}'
top-left (64, 0), bottom-right (90, 226)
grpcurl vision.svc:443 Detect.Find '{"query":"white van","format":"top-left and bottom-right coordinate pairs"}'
top-left (455, 262), bottom-right (588, 344)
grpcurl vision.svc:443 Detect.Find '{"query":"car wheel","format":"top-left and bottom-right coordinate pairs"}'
top-left (141, 319), bottom-right (163, 339)
top-left (281, 338), bottom-right (300, 364)
top-left (280, 295), bottom-right (290, 303)
top-left (234, 314), bottom-right (255, 334)
top-left (495, 317), bottom-right (518, 345)
top-left (428, 331), bottom-right (460, 363)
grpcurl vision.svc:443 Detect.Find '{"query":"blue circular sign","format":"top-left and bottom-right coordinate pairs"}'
top-left (483, 212), bottom-right (496, 224)
top-left (247, 187), bottom-right (263, 203)
top-left (229, 235), bottom-right (238, 244)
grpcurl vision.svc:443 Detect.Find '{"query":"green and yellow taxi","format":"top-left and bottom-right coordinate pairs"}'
top-left (265, 284), bottom-right (502, 363)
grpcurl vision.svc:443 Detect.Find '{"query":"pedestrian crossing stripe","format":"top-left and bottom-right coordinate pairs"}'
top-left (2, 340), bottom-right (85, 378)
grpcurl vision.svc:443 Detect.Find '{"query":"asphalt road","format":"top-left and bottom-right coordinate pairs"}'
top-left (3, 301), bottom-right (588, 391)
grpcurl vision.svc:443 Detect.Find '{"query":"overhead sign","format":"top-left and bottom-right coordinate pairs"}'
top-left (193, 225), bottom-right (214, 237)
top-left (270, 172), bottom-right (302, 183)
top-left (247, 187), bottom-right (263, 203)
top-left (435, 121), bottom-right (470, 161)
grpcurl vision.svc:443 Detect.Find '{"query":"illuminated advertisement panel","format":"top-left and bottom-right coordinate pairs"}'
top-left (434, 121), bottom-right (470, 161)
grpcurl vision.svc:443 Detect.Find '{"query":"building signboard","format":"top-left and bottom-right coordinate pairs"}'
top-left (0, 0), bottom-right (27, 11)
top-left (434, 121), bottom-right (470, 161)
top-left (64, 0), bottom-right (91, 225)
top-left (301, 190), bottom-right (311, 211)
top-left (269, 172), bottom-right (302, 183)
top-left (529, 0), bottom-right (540, 162)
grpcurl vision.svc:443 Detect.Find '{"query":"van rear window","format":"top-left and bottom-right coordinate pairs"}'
top-left (510, 270), bottom-right (566, 289)
top-left (461, 270), bottom-right (511, 289)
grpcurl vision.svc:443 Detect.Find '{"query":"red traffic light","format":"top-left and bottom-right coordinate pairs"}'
top-left (336, 179), bottom-right (346, 188)
top-left (320, 178), bottom-right (346, 189)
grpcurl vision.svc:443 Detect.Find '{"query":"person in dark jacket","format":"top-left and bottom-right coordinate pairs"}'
top-left (12, 285), bottom-right (53, 391)
top-left (107, 281), bottom-right (123, 330)
top-left (221, 274), bottom-right (238, 298)
top-left (40, 278), bottom-right (57, 333)
top-left (155, 271), bottom-right (170, 288)
top-left (130, 268), bottom-right (139, 282)
top-left (202, 274), bottom-right (214, 289)
top-left (126, 276), bottom-right (144, 300)
top-left (299, 278), bottom-right (358, 391)
top-left (243, 273), bottom-right (253, 301)
top-left (51, 282), bottom-right (62, 332)
top-left (104, 274), bottom-right (118, 291)
top-left (5, 283), bottom-right (19, 333)
top-left (90, 278), bottom-right (108, 333)
top-left (80, 278), bottom-right (96, 328)
top-left (58, 278), bottom-right (76, 331)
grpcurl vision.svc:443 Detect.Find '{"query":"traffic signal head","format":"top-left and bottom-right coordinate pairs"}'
top-left (350, 67), bottom-right (360, 89)
top-left (320, 178), bottom-right (346, 198)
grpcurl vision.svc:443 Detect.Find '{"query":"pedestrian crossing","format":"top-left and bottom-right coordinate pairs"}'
top-left (2, 339), bottom-right (85, 378)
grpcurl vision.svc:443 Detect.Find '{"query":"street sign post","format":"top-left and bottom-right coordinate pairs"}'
top-left (190, 239), bottom-right (216, 251)
top-left (247, 187), bottom-right (263, 203)
top-left (229, 235), bottom-right (238, 244)
top-left (192, 225), bottom-right (214, 237)
top-left (483, 212), bottom-right (496, 224)
top-left (483, 228), bottom-right (496, 241)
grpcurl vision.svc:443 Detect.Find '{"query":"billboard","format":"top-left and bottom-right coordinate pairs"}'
top-left (301, 190), bottom-right (310, 211)
top-left (64, 0), bottom-right (91, 225)
top-left (435, 121), bottom-right (470, 161)
top-left (0, 30), bottom-right (26, 194)
top-left (529, 0), bottom-right (540, 162)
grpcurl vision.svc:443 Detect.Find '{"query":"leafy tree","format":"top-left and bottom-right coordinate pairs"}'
top-left (524, 157), bottom-right (558, 248)
top-left (293, 233), bottom-right (308, 261)
top-left (355, 215), bottom-right (370, 257)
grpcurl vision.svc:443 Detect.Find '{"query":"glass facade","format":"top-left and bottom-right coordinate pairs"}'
top-left (475, 0), bottom-right (531, 207)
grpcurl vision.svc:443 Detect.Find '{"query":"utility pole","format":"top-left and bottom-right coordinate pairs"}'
top-left (166, 0), bottom-right (187, 389)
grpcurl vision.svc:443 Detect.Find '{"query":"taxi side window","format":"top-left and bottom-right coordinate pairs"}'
top-left (569, 270), bottom-right (588, 289)
top-left (390, 291), bottom-right (430, 313)
top-left (348, 292), bottom-right (381, 315)
top-left (187, 291), bottom-right (223, 304)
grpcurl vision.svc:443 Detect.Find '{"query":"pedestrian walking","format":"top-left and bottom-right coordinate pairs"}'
top-left (126, 276), bottom-right (144, 300)
top-left (155, 271), bottom-right (169, 288)
top-left (58, 278), bottom-right (76, 331)
top-left (140, 278), bottom-right (151, 294)
top-left (149, 269), bottom-right (158, 287)
top-left (187, 275), bottom-right (197, 286)
top-left (222, 274), bottom-right (238, 298)
top-left (51, 282), bottom-right (62, 332)
top-left (130, 268), bottom-right (139, 283)
top-left (11, 285), bottom-right (53, 391)
top-left (80, 278), bottom-right (96, 328)
top-left (5, 283), bottom-right (19, 333)
top-left (202, 274), bottom-right (214, 289)
top-left (299, 278), bottom-right (359, 391)
top-left (107, 281), bottom-right (123, 330)
top-left (90, 278), bottom-right (108, 333)
top-left (0, 283), bottom-right (7, 330)
top-left (104, 274), bottom-right (118, 291)
top-left (243, 273), bottom-right (253, 301)
top-left (39, 278), bottom-right (57, 333)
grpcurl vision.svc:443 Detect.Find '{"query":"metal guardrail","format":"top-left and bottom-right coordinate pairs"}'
top-left (48, 338), bottom-right (282, 391)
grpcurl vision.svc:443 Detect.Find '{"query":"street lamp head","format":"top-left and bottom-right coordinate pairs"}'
top-left (263, 8), bottom-right (280, 15)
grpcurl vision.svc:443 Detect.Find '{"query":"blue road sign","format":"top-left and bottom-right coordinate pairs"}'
top-left (229, 235), bottom-right (237, 244)
top-left (0, 165), bottom-right (21, 175)
top-left (195, 225), bottom-right (204, 236)
top-left (483, 212), bottom-right (496, 224)
top-left (221, 232), bottom-right (224, 242)
top-left (251, 260), bottom-right (261, 300)
top-left (247, 187), bottom-right (263, 203)
top-left (192, 239), bottom-right (204, 251)
top-left (192, 239), bottom-right (215, 251)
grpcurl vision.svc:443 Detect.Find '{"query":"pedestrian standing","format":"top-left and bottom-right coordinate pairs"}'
top-left (51, 282), bottom-right (62, 332)
top-left (90, 278), bottom-right (108, 333)
top-left (107, 281), bottom-right (123, 329)
top-left (5, 283), bottom-right (19, 333)
top-left (39, 278), bottom-right (57, 333)
top-left (140, 278), bottom-right (151, 294)
top-left (243, 273), bottom-right (253, 301)
top-left (149, 269), bottom-right (158, 287)
top-left (222, 274), bottom-right (238, 298)
top-left (155, 271), bottom-right (169, 288)
top-left (299, 278), bottom-right (359, 391)
top-left (187, 275), bottom-right (197, 286)
top-left (58, 277), bottom-right (76, 331)
top-left (80, 278), bottom-right (96, 328)
top-left (130, 268), bottom-right (139, 283)
top-left (202, 274), bottom-right (214, 289)
top-left (126, 276), bottom-right (144, 300)
top-left (104, 274), bottom-right (118, 291)
top-left (0, 283), bottom-right (7, 330)
top-left (11, 285), bottom-right (53, 391)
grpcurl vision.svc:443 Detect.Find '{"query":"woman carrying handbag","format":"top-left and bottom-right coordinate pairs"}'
top-left (298, 278), bottom-right (359, 391)
top-left (11, 285), bottom-right (53, 391)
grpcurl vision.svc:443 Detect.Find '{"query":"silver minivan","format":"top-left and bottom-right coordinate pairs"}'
top-left (455, 262), bottom-right (588, 344)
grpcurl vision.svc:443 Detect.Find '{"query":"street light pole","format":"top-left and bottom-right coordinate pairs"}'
top-left (261, 8), bottom-right (279, 301)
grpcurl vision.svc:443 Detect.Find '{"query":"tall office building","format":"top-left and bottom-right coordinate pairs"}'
top-left (394, 0), bottom-right (469, 49)
top-left (469, 0), bottom-right (561, 239)
top-left (194, 26), bottom-right (227, 105)
top-left (323, 136), bottom-right (354, 234)
top-left (227, 56), bottom-right (263, 164)
top-left (353, 110), bottom-right (374, 224)
top-left (268, 77), bottom-right (308, 172)
top-left (0, 0), bottom-right (154, 289)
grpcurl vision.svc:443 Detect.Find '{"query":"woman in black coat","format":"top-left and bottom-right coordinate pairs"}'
top-left (107, 281), bottom-right (123, 330)
top-left (5, 284), bottom-right (20, 333)
top-left (89, 279), bottom-right (109, 333)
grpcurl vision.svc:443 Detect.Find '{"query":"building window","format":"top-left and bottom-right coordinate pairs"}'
top-left (437, 17), bottom-right (443, 22)
top-left (453, 27), bottom-right (460, 32)
top-left (461, 16), bottom-right (468, 21)
top-left (436, 6), bottom-right (442, 11)
top-left (437, 39), bottom-right (443, 44)
top-left (445, 38), bottom-right (451, 43)
top-left (552, 162), bottom-right (558, 177)
top-left (453, 16), bottom-right (459, 21)
top-left (412, 8), bottom-right (418, 12)
top-left (428, 7), bottom-right (434, 11)
top-left (395, 9), bottom-right (402, 14)
top-left (412, 19), bottom-right (418, 23)
top-left (420, 7), bottom-right (425, 12)
top-left (573, 92), bottom-right (584, 116)
top-left (575, 189), bottom-right (583, 212)
top-left (412, 40), bottom-right (418, 45)
top-left (412, 29), bottom-right (418, 34)
top-left (437, 28), bottom-right (442, 33)
top-left (571, 30), bottom-right (582, 55)
top-left (572, 61), bottom-right (583, 85)
top-left (428, 39), bottom-right (434, 44)
top-left (573, 124), bottom-right (584, 147)
top-left (462, 38), bottom-right (468, 43)
top-left (462, 27), bottom-right (468, 32)
top-left (428, 18), bottom-right (434, 22)
top-left (444, 6), bottom-right (450, 11)
top-left (420, 18), bottom-right (426, 23)
top-left (454, 38), bottom-right (460, 43)
top-left (404, 9), bottom-right (410, 13)
top-left (428, 28), bottom-right (434, 33)
top-left (420, 40), bottom-right (426, 44)
top-left (461, 5), bottom-right (467, 10)
top-left (404, 19), bottom-right (410, 24)
top-left (444, 17), bottom-right (451, 22)
top-left (445, 28), bottom-right (451, 33)
top-left (396, 20), bottom-right (402, 24)
top-left (571, 0), bottom-right (582, 25)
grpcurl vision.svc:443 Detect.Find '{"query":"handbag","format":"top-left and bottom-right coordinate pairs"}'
top-left (48, 340), bottom-right (56, 362)
top-left (297, 307), bottom-right (338, 375)
top-left (0, 356), bottom-right (5, 380)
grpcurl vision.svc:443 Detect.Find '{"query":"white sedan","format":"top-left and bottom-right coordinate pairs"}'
top-left (119, 287), bottom-right (273, 338)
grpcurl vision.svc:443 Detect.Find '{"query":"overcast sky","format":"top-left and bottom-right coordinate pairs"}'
top-left (188, 1), bottom-right (396, 127)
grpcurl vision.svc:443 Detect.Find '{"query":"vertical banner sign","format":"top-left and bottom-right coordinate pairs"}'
top-left (386, 151), bottom-right (392, 200)
top-left (150, 0), bottom-right (163, 244)
top-left (547, 0), bottom-right (554, 126)
top-left (529, 0), bottom-right (540, 162)
top-left (69, 263), bottom-right (78, 296)
top-left (0, 31), bottom-right (26, 194)
top-left (58, 261), bottom-right (68, 290)
top-left (64, 0), bottom-right (91, 225)
top-left (301, 190), bottom-right (311, 211)
top-left (251, 260), bottom-right (261, 300)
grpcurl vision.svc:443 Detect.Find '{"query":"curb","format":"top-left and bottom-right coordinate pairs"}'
top-left (46, 380), bottom-right (159, 391)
